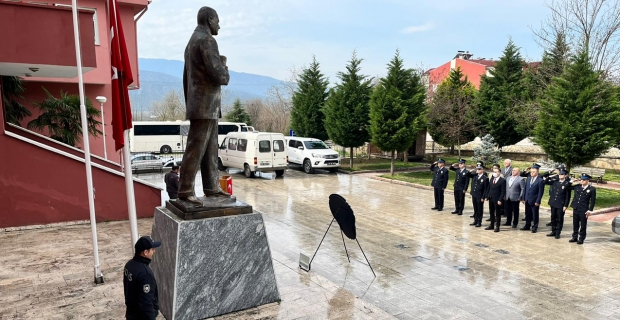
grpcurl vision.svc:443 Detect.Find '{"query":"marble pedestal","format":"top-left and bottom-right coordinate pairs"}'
top-left (150, 206), bottom-right (280, 320)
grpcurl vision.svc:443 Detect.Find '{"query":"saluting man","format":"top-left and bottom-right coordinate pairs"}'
top-left (430, 159), bottom-right (449, 211)
top-left (569, 174), bottom-right (596, 244)
top-left (521, 163), bottom-right (545, 233)
top-left (543, 168), bottom-right (572, 239)
top-left (467, 164), bottom-right (489, 227)
top-left (449, 159), bottom-right (470, 215)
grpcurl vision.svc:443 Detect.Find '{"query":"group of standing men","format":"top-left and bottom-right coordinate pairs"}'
top-left (430, 159), bottom-right (597, 244)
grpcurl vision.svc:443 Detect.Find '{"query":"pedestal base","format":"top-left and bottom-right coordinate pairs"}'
top-left (151, 207), bottom-right (280, 320)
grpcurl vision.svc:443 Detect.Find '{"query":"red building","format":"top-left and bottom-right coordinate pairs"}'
top-left (423, 51), bottom-right (497, 97)
top-left (0, 0), bottom-right (160, 228)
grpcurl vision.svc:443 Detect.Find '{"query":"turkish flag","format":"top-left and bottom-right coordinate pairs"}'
top-left (109, 0), bottom-right (133, 151)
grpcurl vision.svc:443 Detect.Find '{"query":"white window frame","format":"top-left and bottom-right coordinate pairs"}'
top-left (54, 4), bottom-right (100, 45)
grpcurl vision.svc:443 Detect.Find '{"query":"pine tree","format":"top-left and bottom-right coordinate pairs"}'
top-left (477, 39), bottom-right (527, 147)
top-left (427, 67), bottom-right (478, 156)
top-left (290, 56), bottom-right (329, 140)
top-left (534, 49), bottom-right (620, 171)
top-left (369, 50), bottom-right (426, 175)
top-left (472, 134), bottom-right (502, 166)
top-left (225, 98), bottom-right (251, 125)
top-left (323, 52), bottom-right (373, 169)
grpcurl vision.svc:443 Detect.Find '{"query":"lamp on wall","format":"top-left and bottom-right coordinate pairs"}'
top-left (96, 96), bottom-right (108, 159)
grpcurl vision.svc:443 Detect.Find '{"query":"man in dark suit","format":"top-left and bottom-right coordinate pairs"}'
top-left (486, 165), bottom-right (506, 232)
top-left (430, 159), bottom-right (449, 211)
top-left (520, 163), bottom-right (545, 233)
top-left (467, 165), bottom-right (489, 227)
top-left (569, 174), bottom-right (596, 244)
top-left (543, 168), bottom-right (572, 239)
top-left (179, 7), bottom-right (232, 203)
top-left (505, 167), bottom-right (525, 228)
top-left (449, 159), bottom-right (470, 215)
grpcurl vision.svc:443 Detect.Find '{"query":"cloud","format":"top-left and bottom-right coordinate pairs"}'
top-left (401, 22), bottom-right (435, 34)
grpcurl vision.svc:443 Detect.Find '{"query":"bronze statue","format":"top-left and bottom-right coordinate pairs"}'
top-left (178, 6), bottom-right (233, 204)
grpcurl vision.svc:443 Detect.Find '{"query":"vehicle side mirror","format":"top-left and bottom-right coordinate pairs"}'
top-left (298, 146), bottom-right (304, 150)
top-left (219, 146), bottom-right (226, 150)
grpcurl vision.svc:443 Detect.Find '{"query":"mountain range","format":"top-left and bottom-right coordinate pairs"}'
top-left (129, 58), bottom-right (284, 113)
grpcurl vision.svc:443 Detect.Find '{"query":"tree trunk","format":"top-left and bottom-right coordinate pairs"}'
top-left (450, 145), bottom-right (455, 154)
top-left (457, 138), bottom-right (461, 158)
top-left (404, 150), bottom-right (409, 164)
top-left (349, 147), bottom-right (354, 169)
top-left (391, 150), bottom-right (395, 176)
top-left (367, 143), bottom-right (371, 160)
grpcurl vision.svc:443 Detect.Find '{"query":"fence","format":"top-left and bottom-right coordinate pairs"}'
top-left (425, 141), bottom-right (449, 154)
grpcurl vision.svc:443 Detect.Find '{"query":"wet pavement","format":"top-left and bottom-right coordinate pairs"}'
top-left (2, 168), bottom-right (620, 319)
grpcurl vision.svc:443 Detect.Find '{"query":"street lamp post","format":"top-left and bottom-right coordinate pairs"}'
top-left (95, 96), bottom-right (107, 159)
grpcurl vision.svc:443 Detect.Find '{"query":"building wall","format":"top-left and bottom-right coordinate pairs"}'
top-left (455, 59), bottom-right (487, 89)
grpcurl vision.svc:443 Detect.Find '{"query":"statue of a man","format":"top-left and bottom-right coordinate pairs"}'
top-left (178, 7), bottom-right (232, 203)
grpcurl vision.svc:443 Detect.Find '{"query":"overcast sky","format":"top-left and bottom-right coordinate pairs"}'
top-left (137, 0), bottom-right (551, 82)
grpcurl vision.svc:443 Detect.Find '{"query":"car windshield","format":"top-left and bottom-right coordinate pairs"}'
top-left (303, 141), bottom-right (329, 149)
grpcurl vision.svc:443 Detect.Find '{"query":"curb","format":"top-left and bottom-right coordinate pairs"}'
top-left (338, 166), bottom-right (428, 175)
top-left (370, 176), bottom-right (620, 216)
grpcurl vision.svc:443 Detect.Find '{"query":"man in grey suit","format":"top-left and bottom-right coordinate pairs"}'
top-left (505, 167), bottom-right (525, 228)
top-left (178, 7), bottom-right (232, 203)
top-left (502, 159), bottom-right (513, 179)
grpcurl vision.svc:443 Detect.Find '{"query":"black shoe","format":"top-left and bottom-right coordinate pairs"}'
top-left (431, 207), bottom-right (438, 210)
top-left (469, 222), bottom-right (477, 226)
top-left (494, 228), bottom-right (500, 233)
top-left (437, 209), bottom-right (443, 212)
top-left (531, 229), bottom-right (537, 233)
top-left (457, 212), bottom-right (463, 216)
top-left (470, 215), bottom-right (475, 218)
top-left (522, 218), bottom-right (526, 221)
top-left (555, 234), bottom-right (561, 239)
top-left (546, 222), bottom-right (552, 226)
top-left (475, 223), bottom-right (482, 227)
top-left (546, 232), bottom-right (555, 237)
top-left (569, 238), bottom-right (578, 243)
top-left (520, 226), bottom-right (531, 231)
top-left (577, 240), bottom-right (584, 245)
top-left (485, 218), bottom-right (491, 221)
top-left (485, 225), bottom-right (494, 230)
top-left (512, 225), bottom-right (518, 229)
top-left (502, 223), bottom-right (511, 226)
top-left (451, 210), bottom-right (459, 214)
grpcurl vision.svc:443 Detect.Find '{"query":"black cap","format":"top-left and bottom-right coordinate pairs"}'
top-left (476, 160), bottom-right (484, 167)
top-left (437, 159), bottom-right (445, 163)
top-left (581, 174), bottom-right (591, 180)
top-left (559, 169), bottom-right (568, 175)
top-left (532, 163), bottom-right (541, 169)
top-left (135, 235), bottom-right (162, 253)
top-left (476, 165), bottom-right (484, 170)
top-left (458, 159), bottom-right (466, 164)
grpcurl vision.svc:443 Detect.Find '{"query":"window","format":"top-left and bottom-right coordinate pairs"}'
top-left (218, 124), bottom-right (239, 135)
top-left (228, 138), bottom-right (238, 150)
top-left (237, 139), bottom-right (248, 152)
top-left (259, 140), bottom-right (271, 153)
top-left (288, 140), bottom-right (297, 147)
top-left (146, 156), bottom-right (159, 160)
top-left (220, 138), bottom-right (227, 149)
top-left (54, 5), bottom-right (99, 45)
top-left (295, 141), bottom-right (304, 149)
top-left (273, 140), bottom-right (285, 152)
top-left (304, 141), bottom-right (329, 149)
top-left (134, 125), bottom-right (180, 136)
top-left (240, 126), bottom-right (248, 132)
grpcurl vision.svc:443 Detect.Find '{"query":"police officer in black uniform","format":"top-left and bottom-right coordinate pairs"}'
top-left (430, 159), bottom-right (449, 211)
top-left (124, 236), bottom-right (162, 320)
top-left (569, 174), bottom-right (596, 244)
top-left (466, 164), bottom-right (489, 227)
top-left (449, 159), bottom-right (470, 215)
top-left (543, 168), bottom-right (572, 239)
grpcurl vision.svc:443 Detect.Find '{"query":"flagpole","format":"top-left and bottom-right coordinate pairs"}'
top-left (111, 0), bottom-right (139, 249)
top-left (71, 0), bottom-right (104, 284)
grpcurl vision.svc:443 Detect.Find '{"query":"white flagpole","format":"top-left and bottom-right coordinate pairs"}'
top-left (111, 0), bottom-right (139, 249)
top-left (71, 0), bottom-right (104, 284)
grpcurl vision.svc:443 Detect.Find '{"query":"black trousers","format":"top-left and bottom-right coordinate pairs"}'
top-left (489, 200), bottom-right (503, 227)
top-left (505, 200), bottom-right (520, 226)
top-left (524, 202), bottom-right (540, 229)
top-left (434, 187), bottom-right (444, 209)
top-left (550, 206), bottom-right (566, 234)
top-left (454, 189), bottom-right (466, 212)
top-left (167, 192), bottom-right (178, 200)
top-left (472, 197), bottom-right (484, 223)
top-left (572, 211), bottom-right (588, 240)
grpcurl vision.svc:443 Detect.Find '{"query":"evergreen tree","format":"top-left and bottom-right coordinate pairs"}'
top-left (369, 50), bottom-right (426, 175)
top-left (427, 67), bottom-right (478, 156)
top-left (472, 134), bottom-right (502, 165)
top-left (477, 39), bottom-right (526, 146)
top-left (534, 49), bottom-right (620, 171)
top-left (225, 98), bottom-right (251, 125)
top-left (323, 52), bottom-right (373, 169)
top-left (290, 56), bottom-right (329, 140)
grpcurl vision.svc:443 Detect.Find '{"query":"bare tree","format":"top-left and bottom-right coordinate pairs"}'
top-left (533, 0), bottom-right (620, 79)
top-left (151, 90), bottom-right (186, 121)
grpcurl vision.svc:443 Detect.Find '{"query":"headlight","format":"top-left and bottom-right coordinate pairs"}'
top-left (311, 153), bottom-right (325, 158)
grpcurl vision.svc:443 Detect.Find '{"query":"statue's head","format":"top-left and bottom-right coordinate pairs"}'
top-left (197, 7), bottom-right (220, 35)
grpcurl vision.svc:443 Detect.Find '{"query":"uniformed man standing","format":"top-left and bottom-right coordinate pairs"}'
top-left (467, 164), bottom-right (489, 227)
top-left (430, 159), bottom-right (449, 211)
top-left (124, 236), bottom-right (162, 320)
top-left (543, 168), bottom-right (572, 239)
top-left (569, 174), bottom-right (596, 244)
top-left (449, 159), bottom-right (470, 215)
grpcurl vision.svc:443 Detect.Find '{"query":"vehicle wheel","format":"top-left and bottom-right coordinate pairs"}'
top-left (160, 145), bottom-right (172, 154)
top-left (303, 159), bottom-right (314, 174)
top-left (218, 158), bottom-right (227, 171)
top-left (329, 168), bottom-right (339, 173)
top-left (244, 164), bottom-right (255, 178)
top-left (275, 169), bottom-right (285, 177)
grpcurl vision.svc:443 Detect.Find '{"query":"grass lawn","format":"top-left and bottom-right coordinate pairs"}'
top-left (339, 158), bottom-right (426, 172)
top-left (381, 171), bottom-right (620, 210)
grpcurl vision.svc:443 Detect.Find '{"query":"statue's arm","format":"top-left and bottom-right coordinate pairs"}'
top-left (202, 39), bottom-right (230, 85)
top-left (182, 63), bottom-right (188, 104)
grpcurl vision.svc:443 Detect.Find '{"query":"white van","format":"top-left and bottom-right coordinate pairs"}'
top-left (218, 132), bottom-right (288, 178)
top-left (285, 137), bottom-right (340, 174)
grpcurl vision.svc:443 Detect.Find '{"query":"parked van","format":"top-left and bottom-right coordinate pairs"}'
top-left (218, 132), bottom-right (288, 178)
top-left (285, 137), bottom-right (340, 174)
